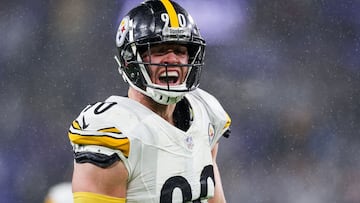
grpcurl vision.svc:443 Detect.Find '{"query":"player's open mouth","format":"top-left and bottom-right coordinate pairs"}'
top-left (158, 70), bottom-right (180, 85)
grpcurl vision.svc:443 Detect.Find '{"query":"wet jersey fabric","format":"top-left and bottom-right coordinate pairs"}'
top-left (68, 88), bottom-right (231, 203)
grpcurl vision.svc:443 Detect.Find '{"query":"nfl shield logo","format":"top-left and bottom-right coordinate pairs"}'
top-left (185, 136), bottom-right (194, 149)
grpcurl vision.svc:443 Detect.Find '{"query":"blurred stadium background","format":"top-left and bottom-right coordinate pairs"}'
top-left (1, 0), bottom-right (360, 202)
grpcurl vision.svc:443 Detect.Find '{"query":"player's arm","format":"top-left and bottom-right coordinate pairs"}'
top-left (72, 160), bottom-right (128, 203)
top-left (208, 143), bottom-right (227, 203)
top-left (68, 101), bottom-right (131, 202)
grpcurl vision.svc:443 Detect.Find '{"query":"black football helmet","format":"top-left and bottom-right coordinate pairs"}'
top-left (115, 0), bottom-right (206, 104)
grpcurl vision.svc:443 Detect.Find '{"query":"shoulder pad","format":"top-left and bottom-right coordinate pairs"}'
top-left (68, 96), bottom-right (148, 158)
top-left (187, 89), bottom-right (231, 145)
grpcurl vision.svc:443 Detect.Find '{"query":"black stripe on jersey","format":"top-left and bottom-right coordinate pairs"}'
top-left (74, 152), bottom-right (121, 168)
top-left (98, 127), bottom-right (122, 134)
top-left (68, 130), bottom-right (127, 140)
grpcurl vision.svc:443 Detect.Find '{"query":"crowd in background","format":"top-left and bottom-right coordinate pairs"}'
top-left (1, 0), bottom-right (359, 202)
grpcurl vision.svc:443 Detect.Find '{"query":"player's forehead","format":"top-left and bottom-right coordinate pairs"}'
top-left (149, 43), bottom-right (187, 51)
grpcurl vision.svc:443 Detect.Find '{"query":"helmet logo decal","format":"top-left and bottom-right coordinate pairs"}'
top-left (160, 0), bottom-right (179, 27)
top-left (116, 16), bottom-right (130, 47)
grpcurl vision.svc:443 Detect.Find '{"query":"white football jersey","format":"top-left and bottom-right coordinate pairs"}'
top-left (68, 88), bottom-right (231, 203)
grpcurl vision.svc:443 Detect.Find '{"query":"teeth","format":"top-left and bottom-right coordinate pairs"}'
top-left (160, 71), bottom-right (178, 77)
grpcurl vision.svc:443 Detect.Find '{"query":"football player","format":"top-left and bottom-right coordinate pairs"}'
top-left (68, 0), bottom-right (231, 202)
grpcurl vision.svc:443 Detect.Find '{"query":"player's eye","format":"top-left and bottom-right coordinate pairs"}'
top-left (147, 44), bottom-right (188, 56)
top-left (173, 47), bottom-right (188, 55)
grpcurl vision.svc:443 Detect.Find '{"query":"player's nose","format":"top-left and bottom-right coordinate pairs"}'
top-left (162, 51), bottom-right (180, 64)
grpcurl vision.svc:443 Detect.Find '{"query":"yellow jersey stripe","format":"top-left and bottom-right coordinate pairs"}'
top-left (98, 127), bottom-right (122, 134)
top-left (224, 113), bottom-right (232, 129)
top-left (73, 192), bottom-right (126, 203)
top-left (72, 120), bottom-right (81, 130)
top-left (68, 132), bottom-right (130, 157)
top-left (160, 0), bottom-right (179, 27)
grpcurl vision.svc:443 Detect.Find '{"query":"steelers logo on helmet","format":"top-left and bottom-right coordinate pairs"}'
top-left (114, 0), bottom-right (206, 105)
top-left (116, 16), bottom-right (130, 48)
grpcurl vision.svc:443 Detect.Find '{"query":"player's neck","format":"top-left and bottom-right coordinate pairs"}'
top-left (128, 87), bottom-right (176, 125)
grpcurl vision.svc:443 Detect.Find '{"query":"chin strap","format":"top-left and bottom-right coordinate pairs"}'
top-left (146, 88), bottom-right (184, 105)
